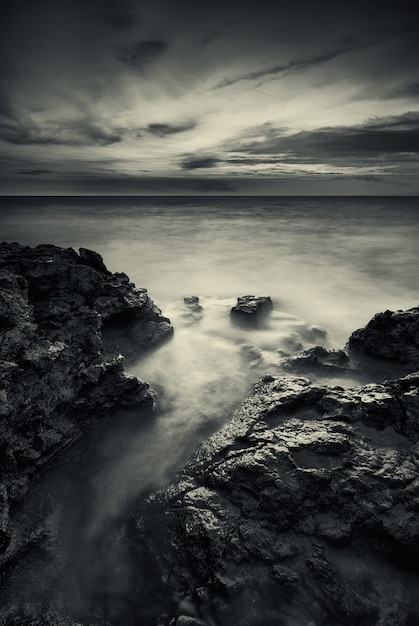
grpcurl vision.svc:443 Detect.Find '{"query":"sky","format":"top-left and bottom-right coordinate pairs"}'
top-left (0, 0), bottom-right (418, 195)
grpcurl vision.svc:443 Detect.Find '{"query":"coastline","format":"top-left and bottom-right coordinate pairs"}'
top-left (1, 242), bottom-right (418, 625)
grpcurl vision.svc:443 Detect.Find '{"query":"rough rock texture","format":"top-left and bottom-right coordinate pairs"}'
top-left (0, 241), bottom-right (173, 569)
top-left (230, 296), bottom-right (273, 327)
top-left (135, 372), bottom-right (419, 625)
top-left (280, 346), bottom-right (352, 376)
top-left (348, 306), bottom-right (419, 370)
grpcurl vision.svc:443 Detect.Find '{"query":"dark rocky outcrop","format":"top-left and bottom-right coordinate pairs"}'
top-left (2, 257), bottom-right (419, 626)
top-left (348, 306), bottom-right (419, 370)
top-left (0, 242), bottom-right (173, 571)
top-left (230, 296), bottom-right (273, 327)
top-left (135, 371), bottom-right (419, 625)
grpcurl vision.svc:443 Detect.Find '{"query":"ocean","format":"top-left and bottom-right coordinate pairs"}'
top-left (1, 194), bottom-right (418, 622)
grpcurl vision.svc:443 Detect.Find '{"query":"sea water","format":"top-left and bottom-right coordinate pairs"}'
top-left (0, 195), bottom-right (418, 621)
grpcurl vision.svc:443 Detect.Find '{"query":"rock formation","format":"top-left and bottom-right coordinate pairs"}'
top-left (2, 251), bottom-right (419, 626)
top-left (230, 296), bottom-right (273, 327)
top-left (131, 305), bottom-right (419, 625)
top-left (280, 346), bottom-right (352, 376)
top-left (348, 306), bottom-right (419, 370)
top-left (0, 242), bottom-right (173, 570)
top-left (136, 371), bottom-right (419, 625)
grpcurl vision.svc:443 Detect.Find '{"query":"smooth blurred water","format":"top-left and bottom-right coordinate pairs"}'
top-left (1, 196), bottom-right (417, 341)
top-left (1, 195), bottom-right (418, 622)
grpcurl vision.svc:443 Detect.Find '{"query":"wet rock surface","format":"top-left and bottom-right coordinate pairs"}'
top-left (280, 346), bottom-right (353, 376)
top-left (348, 306), bottom-right (419, 370)
top-left (230, 295), bottom-right (273, 327)
top-left (2, 258), bottom-right (419, 626)
top-left (0, 242), bottom-right (173, 573)
top-left (135, 369), bottom-right (419, 625)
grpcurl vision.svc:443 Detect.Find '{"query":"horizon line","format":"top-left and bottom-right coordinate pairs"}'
top-left (1, 194), bottom-right (418, 198)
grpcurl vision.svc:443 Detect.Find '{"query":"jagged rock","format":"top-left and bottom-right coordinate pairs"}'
top-left (280, 346), bottom-right (352, 375)
top-left (348, 306), bottom-right (419, 370)
top-left (230, 295), bottom-right (273, 327)
top-left (0, 242), bottom-right (173, 572)
top-left (78, 247), bottom-right (111, 275)
top-left (135, 373), bottom-right (419, 625)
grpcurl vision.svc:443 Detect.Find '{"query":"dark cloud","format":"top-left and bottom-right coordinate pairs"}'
top-left (0, 116), bottom-right (122, 147)
top-left (180, 156), bottom-right (220, 170)
top-left (112, 40), bottom-right (168, 70)
top-left (393, 82), bottom-right (419, 98)
top-left (228, 113), bottom-right (419, 166)
top-left (146, 121), bottom-right (197, 137)
top-left (18, 169), bottom-right (53, 175)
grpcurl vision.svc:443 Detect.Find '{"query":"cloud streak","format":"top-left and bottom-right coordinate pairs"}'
top-left (214, 46), bottom-right (352, 89)
top-left (146, 121), bottom-right (197, 137)
top-left (224, 112), bottom-right (419, 166)
top-left (180, 156), bottom-right (220, 170)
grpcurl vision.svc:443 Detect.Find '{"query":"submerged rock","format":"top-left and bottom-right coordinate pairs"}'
top-left (281, 346), bottom-right (352, 375)
top-left (278, 331), bottom-right (304, 354)
top-left (348, 306), bottom-right (419, 370)
top-left (135, 372), bottom-right (419, 624)
top-left (239, 343), bottom-right (264, 368)
top-left (182, 296), bottom-right (204, 323)
top-left (0, 242), bottom-right (173, 571)
top-left (230, 295), bottom-right (273, 327)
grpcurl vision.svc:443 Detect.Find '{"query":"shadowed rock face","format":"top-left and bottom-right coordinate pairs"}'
top-left (135, 372), bottom-right (419, 625)
top-left (347, 307), bottom-right (419, 370)
top-left (230, 296), bottom-right (273, 327)
top-left (0, 242), bottom-right (173, 570)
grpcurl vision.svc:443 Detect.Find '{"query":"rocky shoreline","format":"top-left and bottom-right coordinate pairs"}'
top-left (1, 246), bottom-right (418, 625)
top-left (132, 302), bottom-right (419, 625)
top-left (0, 242), bottom-right (173, 577)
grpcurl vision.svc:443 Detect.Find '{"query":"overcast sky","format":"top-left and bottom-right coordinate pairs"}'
top-left (1, 0), bottom-right (418, 195)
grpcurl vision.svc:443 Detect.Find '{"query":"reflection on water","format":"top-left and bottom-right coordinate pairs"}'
top-left (0, 195), bottom-right (418, 621)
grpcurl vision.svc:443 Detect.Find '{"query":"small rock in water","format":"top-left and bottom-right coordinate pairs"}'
top-left (279, 331), bottom-right (304, 354)
top-left (230, 295), bottom-right (273, 327)
top-left (306, 325), bottom-right (328, 340)
top-left (239, 343), bottom-right (264, 368)
top-left (281, 346), bottom-right (351, 374)
top-left (182, 295), bottom-right (203, 322)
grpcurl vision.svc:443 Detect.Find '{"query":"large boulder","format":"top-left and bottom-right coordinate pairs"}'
top-left (348, 306), bottom-right (419, 370)
top-left (230, 295), bottom-right (273, 327)
top-left (135, 372), bottom-right (419, 625)
top-left (0, 242), bottom-right (173, 570)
